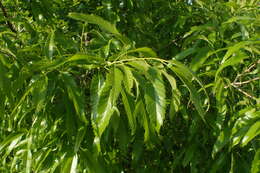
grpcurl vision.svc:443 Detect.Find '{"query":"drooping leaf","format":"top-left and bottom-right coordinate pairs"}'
top-left (168, 60), bottom-right (207, 122)
top-left (90, 72), bottom-right (116, 138)
top-left (68, 13), bottom-right (120, 36)
top-left (173, 47), bottom-right (196, 61)
top-left (162, 71), bottom-right (181, 119)
top-left (220, 41), bottom-right (260, 64)
top-left (126, 47), bottom-right (157, 57)
top-left (68, 13), bottom-right (130, 44)
top-left (216, 51), bottom-right (249, 77)
top-left (251, 149), bottom-right (260, 173)
top-left (133, 99), bottom-right (151, 142)
top-left (241, 121), bottom-right (260, 147)
top-left (231, 108), bottom-right (259, 148)
top-left (110, 67), bottom-right (123, 105)
top-left (61, 72), bottom-right (88, 124)
top-left (118, 65), bottom-right (134, 93)
top-left (144, 67), bottom-right (166, 132)
top-left (121, 89), bottom-right (136, 135)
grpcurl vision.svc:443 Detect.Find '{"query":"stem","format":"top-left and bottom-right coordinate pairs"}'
top-left (233, 77), bottom-right (260, 86)
top-left (231, 84), bottom-right (257, 100)
top-left (107, 57), bottom-right (169, 66)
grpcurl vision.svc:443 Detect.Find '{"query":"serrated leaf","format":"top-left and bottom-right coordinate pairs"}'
top-left (133, 100), bottom-right (150, 142)
top-left (110, 67), bottom-right (123, 104)
top-left (144, 67), bottom-right (166, 132)
top-left (90, 72), bottom-right (116, 138)
top-left (118, 65), bottom-right (134, 93)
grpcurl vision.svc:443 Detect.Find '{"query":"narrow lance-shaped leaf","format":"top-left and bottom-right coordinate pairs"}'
top-left (118, 65), bottom-right (134, 93)
top-left (121, 89), bottom-right (136, 135)
top-left (68, 13), bottom-right (130, 44)
top-left (110, 67), bottom-right (123, 105)
top-left (162, 71), bottom-right (181, 119)
top-left (168, 60), bottom-right (207, 122)
top-left (125, 47), bottom-right (157, 57)
top-left (241, 121), bottom-right (260, 147)
top-left (68, 13), bottom-right (120, 35)
top-left (91, 68), bottom-right (122, 138)
top-left (216, 51), bottom-right (248, 78)
top-left (144, 67), bottom-right (166, 132)
top-left (251, 149), bottom-right (260, 173)
top-left (133, 99), bottom-right (150, 142)
top-left (61, 73), bottom-right (88, 124)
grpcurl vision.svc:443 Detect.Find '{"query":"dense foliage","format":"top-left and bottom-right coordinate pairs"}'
top-left (0, 0), bottom-right (259, 172)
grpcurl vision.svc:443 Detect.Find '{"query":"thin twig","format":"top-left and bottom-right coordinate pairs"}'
top-left (244, 59), bottom-right (260, 73)
top-left (0, 1), bottom-right (17, 33)
top-left (233, 77), bottom-right (260, 86)
top-left (107, 57), bottom-right (169, 66)
top-left (231, 84), bottom-right (257, 100)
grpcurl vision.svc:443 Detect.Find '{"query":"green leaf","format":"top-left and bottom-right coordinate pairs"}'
top-left (68, 13), bottom-right (120, 35)
top-left (68, 13), bottom-right (130, 44)
top-left (169, 60), bottom-right (207, 121)
top-left (34, 54), bottom-right (103, 72)
top-left (216, 51), bottom-right (249, 77)
top-left (91, 72), bottom-right (115, 138)
top-left (212, 128), bottom-right (231, 158)
top-left (144, 67), bottom-right (166, 132)
top-left (49, 30), bottom-right (55, 59)
top-left (61, 72), bottom-right (88, 124)
top-left (162, 71), bottom-right (181, 119)
top-left (241, 121), bottom-right (260, 147)
top-left (121, 89), bottom-right (136, 135)
top-left (118, 65), bottom-right (134, 93)
top-left (190, 47), bottom-right (210, 71)
top-left (26, 135), bottom-right (32, 173)
top-left (231, 109), bottom-right (259, 148)
top-left (133, 99), bottom-right (151, 142)
top-left (173, 47), bottom-right (196, 60)
top-left (62, 155), bottom-right (78, 173)
top-left (110, 67), bottom-right (123, 105)
top-left (251, 149), bottom-right (260, 173)
top-left (31, 75), bottom-right (48, 113)
top-left (0, 133), bottom-right (24, 153)
top-left (126, 47), bottom-right (157, 57)
top-left (74, 127), bottom-right (87, 153)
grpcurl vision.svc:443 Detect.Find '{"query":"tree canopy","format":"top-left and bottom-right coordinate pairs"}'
top-left (0, 0), bottom-right (259, 172)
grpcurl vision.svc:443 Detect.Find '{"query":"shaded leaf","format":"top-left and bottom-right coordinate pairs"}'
top-left (61, 72), bottom-right (88, 124)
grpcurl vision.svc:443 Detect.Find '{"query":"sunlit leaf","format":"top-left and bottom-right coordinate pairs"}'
top-left (241, 121), bottom-right (260, 147)
top-left (144, 67), bottom-right (166, 132)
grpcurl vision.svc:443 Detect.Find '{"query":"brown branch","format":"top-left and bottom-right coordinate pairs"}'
top-left (0, 1), bottom-right (16, 33)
